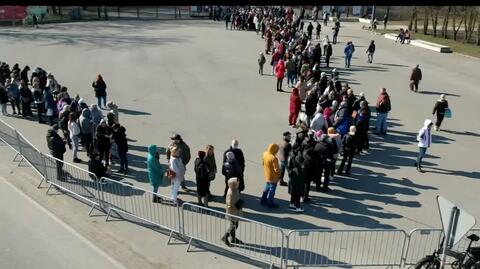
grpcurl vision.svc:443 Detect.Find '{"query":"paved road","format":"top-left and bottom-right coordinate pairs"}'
top-left (0, 176), bottom-right (125, 269)
top-left (0, 19), bottom-right (478, 234)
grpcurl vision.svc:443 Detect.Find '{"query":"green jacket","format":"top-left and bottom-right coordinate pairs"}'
top-left (147, 144), bottom-right (165, 186)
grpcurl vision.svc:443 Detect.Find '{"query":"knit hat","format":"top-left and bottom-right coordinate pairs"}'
top-left (348, 125), bottom-right (357, 136)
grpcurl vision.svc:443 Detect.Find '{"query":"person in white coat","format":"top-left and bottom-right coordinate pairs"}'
top-left (415, 119), bottom-right (433, 173)
top-left (68, 112), bottom-right (82, 163)
top-left (310, 105), bottom-right (327, 133)
top-left (169, 147), bottom-right (185, 204)
top-left (253, 15), bottom-right (259, 35)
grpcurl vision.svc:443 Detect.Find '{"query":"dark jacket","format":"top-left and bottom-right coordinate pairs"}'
top-left (222, 158), bottom-right (244, 192)
top-left (367, 43), bottom-right (375, 53)
top-left (88, 159), bottom-right (107, 180)
top-left (46, 129), bottom-right (66, 157)
top-left (333, 104), bottom-right (349, 128)
top-left (95, 124), bottom-right (112, 151)
top-left (287, 144), bottom-right (305, 195)
top-left (433, 100), bottom-right (448, 115)
top-left (410, 67), bottom-right (422, 82)
top-left (92, 80), bottom-right (107, 97)
top-left (277, 139), bottom-right (292, 162)
top-left (314, 136), bottom-right (336, 161)
top-left (342, 133), bottom-right (356, 153)
top-left (19, 86), bottom-right (32, 103)
top-left (166, 140), bottom-right (191, 166)
top-left (0, 87), bottom-right (8, 104)
top-left (326, 44), bottom-right (333, 57)
top-left (111, 126), bottom-right (128, 153)
top-left (375, 93), bottom-right (391, 113)
top-left (305, 92), bottom-right (318, 118)
top-left (301, 137), bottom-right (319, 177)
top-left (223, 147), bottom-right (245, 172)
top-left (194, 157), bottom-right (210, 197)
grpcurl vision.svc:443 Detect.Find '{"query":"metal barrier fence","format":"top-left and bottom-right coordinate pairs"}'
top-left (285, 229), bottom-right (407, 268)
top-left (1, 118), bottom-right (480, 269)
top-left (42, 153), bottom-right (103, 215)
top-left (403, 228), bottom-right (480, 266)
top-left (182, 202), bottom-right (285, 268)
top-left (99, 177), bottom-right (181, 241)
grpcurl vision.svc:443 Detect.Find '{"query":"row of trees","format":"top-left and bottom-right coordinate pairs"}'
top-left (407, 6), bottom-right (480, 45)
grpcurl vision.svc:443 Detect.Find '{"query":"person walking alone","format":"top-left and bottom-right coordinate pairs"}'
top-left (409, 64), bottom-right (422, 93)
top-left (325, 41), bottom-right (333, 68)
top-left (415, 119), bottom-right (433, 173)
top-left (366, 40), bottom-right (375, 63)
top-left (258, 52), bottom-right (266, 75)
top-left (432, 94), bottom-right (449, 131)
top-left (375, 88), bottom-right (391, 136)
top-left (344, 41), bottom-right (355, 68)
top-left (92, 74), bottom-right (107, 109)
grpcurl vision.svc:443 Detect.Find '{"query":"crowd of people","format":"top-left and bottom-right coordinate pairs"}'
top-left (0, 61), bottom-right (129, 184)
top-left (0, 6), bottom-right (453, 248)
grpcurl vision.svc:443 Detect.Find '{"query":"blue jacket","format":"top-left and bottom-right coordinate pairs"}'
top-left (344, 44), bottom-right (354, 57)
top-left (147, 144), bottom-right (165, 186)
top-left (44, 90), bottom-right (56, 110)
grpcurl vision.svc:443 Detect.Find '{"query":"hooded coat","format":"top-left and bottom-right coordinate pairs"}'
top-left (262, 144), bottom-right (281, 183)
top-left (226, 177), bottom-right (241, 219)
top-left (79, 109), bottom-right (93, 135)
top-left (275, 60), bottom-right (286, 79)
top-left (417, 119), bottom-right (433, 148)
top-left (147, 145), bottom-right (165, 187)
top-left (290, 88), bottom-right (301, 114)
top-left (287, 143), bottom-right (305, 195)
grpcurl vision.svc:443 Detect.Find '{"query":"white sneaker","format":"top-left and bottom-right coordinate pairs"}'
top-left (292, 207), bottom-right (305, 213)
top-left (289, 203), bottom-right (296, 209)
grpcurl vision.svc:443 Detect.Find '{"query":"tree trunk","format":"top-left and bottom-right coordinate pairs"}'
top-left (414, 7), bottom-right (418, 32)
top-left (51, 6), bottom-right (58, 15)
top-left (477, 15), bottom-right (480, 45)
top-left (103, 6), bottom-right (108, 20)
top-left (430, 7), bottom-right (439, 37)
top-left (58, 6), bottom-right (62, 18)
top-left (97, 6), bottom-right (101, 18)
top-left (409, 6), bottom-right (416, 30)
top-left (423, 7), bottom-right (430, 35)
top-left (442, 6), bottom-right (451, 38)
top-left (453, 7), bottom-right (465, 41)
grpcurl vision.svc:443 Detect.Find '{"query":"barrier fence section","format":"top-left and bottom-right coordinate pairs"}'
top-left (285, 229), bottom-right (407, 268)
top-left (3, 119), bottom-right (480, 269)
top-left (403, 228), bottom-right (480, 266)
top-left (181, 202), bottom-right (285, 268)
top-left (99, 177), bottom-right (181, 240)
top-left (42, 153), bottom-right (103, 215)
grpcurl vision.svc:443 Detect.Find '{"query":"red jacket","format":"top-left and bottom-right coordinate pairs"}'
top-left (290, 88), bottom-right (301, 113)
top-left (275, 60), bottom-right (286, 79)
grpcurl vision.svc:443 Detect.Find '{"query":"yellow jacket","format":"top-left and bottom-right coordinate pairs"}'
top-left (262, 144), bottom-right (281, 183)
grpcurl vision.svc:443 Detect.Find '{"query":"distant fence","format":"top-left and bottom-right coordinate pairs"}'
top-left (1, 117), bottom-right (479, 269)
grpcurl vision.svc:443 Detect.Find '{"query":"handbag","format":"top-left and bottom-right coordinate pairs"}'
top-left (166, 169), bottom-right (176, 181)
top-left (444, 108), bottom-right (452, 118)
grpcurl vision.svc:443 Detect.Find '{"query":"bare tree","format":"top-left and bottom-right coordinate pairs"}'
top-left (51, 6), bottom-right (58, 15)
top-left (409, 6), bottom-right (416, 30)
top-left (441, 6), bottom-right (452, 38)
top-left (430, 6), bottom-right (441, 37)
top-left (423, 6), bottom-right (430, 35)
top-left (452, 6), bottom-right (465, 41)
top-left (414, 7), bottom-right (418, 32)
top-left (464, 7), bottom-right (478, 43)
top-left (477, 7), bottom-right (480, 45)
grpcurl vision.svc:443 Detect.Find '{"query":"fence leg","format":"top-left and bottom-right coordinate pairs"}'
top-left (186, 237), bottom-right (193, 252)
top-left (17, 157), bottom-right (25, 167)
top-left (37, 177), bottom-right (45, 188)
top-left (166, 231), bottom-right (174, 244)
top-left (46, 183), bottom-right (53, 195)
top-left (88, 204), bottom-right (96, 216)
top-left (105, 208), bottom-right (113, 221)
top-left (12, 152), bottom-right (21, 162)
